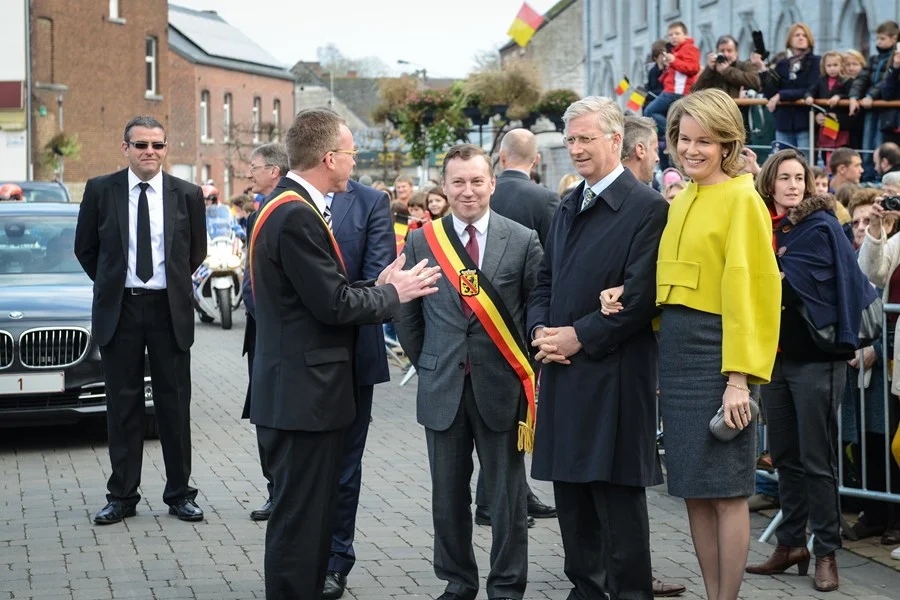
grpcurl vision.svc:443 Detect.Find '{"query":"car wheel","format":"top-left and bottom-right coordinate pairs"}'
top-left (144, 414), bottom-right (160, 439)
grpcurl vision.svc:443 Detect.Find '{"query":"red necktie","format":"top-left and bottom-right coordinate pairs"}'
top-left (462, 224), bottom-right (478, 318)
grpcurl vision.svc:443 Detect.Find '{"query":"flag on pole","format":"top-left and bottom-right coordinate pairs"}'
top-left (822, 116), bottom-right (840, 140)
top-left (507, 2), bottom-right (544, 48)
top-left (626, 90), bottom-right (647, 112)
top-left (615, 78), bottom-right (630, 96)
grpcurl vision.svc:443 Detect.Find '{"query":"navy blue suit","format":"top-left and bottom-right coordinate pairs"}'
top-left (326, 181), bottom-right (396, 574)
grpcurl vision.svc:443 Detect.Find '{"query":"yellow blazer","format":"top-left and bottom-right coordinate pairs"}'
top-left (656, 174), bottom-right (781, 384)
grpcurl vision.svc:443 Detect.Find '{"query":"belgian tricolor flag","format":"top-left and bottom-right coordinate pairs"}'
top-left (507, 3), bottom-right (544, 48)
top-left (822, 116), bottom-right (840, 140)
top-left (615, 78), bottom-right (630, 96)
top-left (626, 90), bottom-right (647, 113)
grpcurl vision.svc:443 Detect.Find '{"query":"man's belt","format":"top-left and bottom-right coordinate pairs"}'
top-left (422, 216), bottom-right (536, 453)
top-left (248, 190), bottom-right (346, 298)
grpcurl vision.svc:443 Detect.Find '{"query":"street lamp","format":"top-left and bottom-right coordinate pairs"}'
top-left (397, 59), bottom-right (427, 82)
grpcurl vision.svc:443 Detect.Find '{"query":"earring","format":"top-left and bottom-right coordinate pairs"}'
top-left (723, 152), bottom-right (729, 158)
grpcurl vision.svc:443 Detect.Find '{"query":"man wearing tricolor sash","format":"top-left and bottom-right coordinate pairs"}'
top-left (248, 109), bottom-right (441, 600)
top-left (396, 144), bottom-right (543, 600)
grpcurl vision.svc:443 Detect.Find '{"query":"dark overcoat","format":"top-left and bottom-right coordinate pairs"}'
top-left (526, 168), bottom-right (668, 486)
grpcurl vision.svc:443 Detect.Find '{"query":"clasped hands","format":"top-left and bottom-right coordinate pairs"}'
top-left (376, 255), bottom-right (442, 303)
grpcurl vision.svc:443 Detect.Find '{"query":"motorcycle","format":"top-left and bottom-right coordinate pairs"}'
top-left (192, 232), bottom-right (243, 329)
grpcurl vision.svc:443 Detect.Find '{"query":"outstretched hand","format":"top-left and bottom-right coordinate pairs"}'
top-left (382, 258), bottom-right (442, 303)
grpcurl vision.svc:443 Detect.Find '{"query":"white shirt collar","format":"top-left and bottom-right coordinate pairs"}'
top-left (286, 171), bottom-right (327, 214)
top-left (452, 210), bottom-right (490, 237)
top-left (586, 163), bottom-right (625, 200)
top-left (128, 168), bottom-right (163, 195)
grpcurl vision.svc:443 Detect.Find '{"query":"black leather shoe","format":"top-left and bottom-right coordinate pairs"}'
top-left (436, 593), bottom-right (476, 600)
top-left (322, 571), bottom-right (346, 599)
top-left (94, 501), bottom-right (136, 525)
top-left (474, 506), bottom-right (534, 528)
top-left (527, 491), bottom-right (557, 519)
top-left (250, 499), bottom-right (272, 521)
top-left (168, 499), bottom-right (204, 522)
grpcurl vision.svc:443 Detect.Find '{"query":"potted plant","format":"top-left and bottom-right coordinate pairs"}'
top-left (39, 132), bottom-right (81, 177)
top-left (535, 89), bottom-right (580, 132)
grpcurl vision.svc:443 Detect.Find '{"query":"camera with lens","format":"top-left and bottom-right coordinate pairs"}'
top-left (715, 54), bottom-right (728, 64)
top-left (882, 195), bottom-right (900, 211)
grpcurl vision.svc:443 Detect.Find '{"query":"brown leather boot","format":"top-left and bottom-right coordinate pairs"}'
top-left (745, 544), bottom-right (811, 575)
top-left (814, 553), bottom-right (839, 592)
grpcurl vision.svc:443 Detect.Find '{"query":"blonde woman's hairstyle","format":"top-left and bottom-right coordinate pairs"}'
top-left (557, 173), bottom-right (582, 198)
top-left (562, 96), bottom-right (624, 138)
top-left (843, 49), bottom-right (866, 69)
top-left (664, 181), bottom-right (687, 197)
top-left (785, 23), bottom-right (815, 52)
top-left (819, 51), bottom-right (845, 77)
top-left (755, 149), bottom-right (816, 210)
top-left (665, 88), bottom-right (746, 178)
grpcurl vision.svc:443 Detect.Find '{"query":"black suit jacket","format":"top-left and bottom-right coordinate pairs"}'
top-left (489, 170), bottom-right (559, 247)
top-left (248, 177), bottom-right (400, 432)
top-left (74, 168), bottom-right (206, 351)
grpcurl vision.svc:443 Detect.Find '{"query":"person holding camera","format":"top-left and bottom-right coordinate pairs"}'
top-left (745, 150), bottom-right (876, 593)
top-left (643, 21), bottom-right (700, 134)
top-left (693, 35), bottom-right (761, 99)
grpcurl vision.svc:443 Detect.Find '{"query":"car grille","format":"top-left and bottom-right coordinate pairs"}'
top-left (0, 331), bottom-right (12, 369)
top-left (18, 328), bottom-right (90, 368)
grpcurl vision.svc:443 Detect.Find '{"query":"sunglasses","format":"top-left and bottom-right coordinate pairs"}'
top-left (126, 141), bottom-right (167, 150)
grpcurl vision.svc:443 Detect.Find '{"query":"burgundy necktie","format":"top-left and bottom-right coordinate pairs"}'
top-left (462, 224), bottom-right (478, 318)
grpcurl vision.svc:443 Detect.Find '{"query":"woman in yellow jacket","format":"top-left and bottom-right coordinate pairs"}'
top-left (603, 89), bottom-right (781, 600)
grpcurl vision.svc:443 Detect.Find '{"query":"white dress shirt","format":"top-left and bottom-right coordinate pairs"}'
top-left (126, 168), bottom-right (166, 289)
top-left (583, 163), bottom-right (625, 206)
top-left (452, 211), bottom-right (490, 269)
top-left (286, 171), bottom-right (327, 215)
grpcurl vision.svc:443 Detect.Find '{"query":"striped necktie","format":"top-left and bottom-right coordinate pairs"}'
top-left (581, 187), bottom-right (596, 211)
top-left (323, 204), bottom-right (332, 230)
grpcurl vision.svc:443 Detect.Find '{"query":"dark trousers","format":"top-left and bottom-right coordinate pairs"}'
top-left (554, 481), bottom-right (652, 600)
top-left (100, 292), bottom-right (196, 506)
top-left (328, 384), bottom-right (375, 575)
top-left (242, 315), bottom-right (273, 500)
top-left (257, 425), bottom-right (345, 600)
top-left (763, 356), bottom-right (845, 556)
top-left (425, 377), bottom-right (528, 600)
top-left (475, 467), bottom-right (536, 508)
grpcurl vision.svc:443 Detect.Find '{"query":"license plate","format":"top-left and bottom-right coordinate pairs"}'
top-left (0, 372), bottom-right (65, 395)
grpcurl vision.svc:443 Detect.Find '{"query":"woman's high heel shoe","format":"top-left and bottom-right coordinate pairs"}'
top-left (746, 544), bottom-right (811, 575)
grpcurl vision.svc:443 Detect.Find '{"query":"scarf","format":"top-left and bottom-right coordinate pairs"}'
top-left (770, 208), bottom-right (788, 251)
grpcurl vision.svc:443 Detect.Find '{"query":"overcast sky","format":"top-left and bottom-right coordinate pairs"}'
top-left (171, 0), bottom-right (561, 78)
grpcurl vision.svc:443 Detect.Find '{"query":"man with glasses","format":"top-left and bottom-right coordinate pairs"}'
top-left (241, 143), bottom-right (290, 521)
top-left (74, 115), bottom-right (207, 525)
top-left (248, 108), bottom-right (440, 599)
top-left (528, 97), bottom-right (669, 600)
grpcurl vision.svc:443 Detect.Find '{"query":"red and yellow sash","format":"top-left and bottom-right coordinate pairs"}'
top-left (422, 216), bottom-right (536, 453)
top-left (248, 190), bottom-right (346, 297)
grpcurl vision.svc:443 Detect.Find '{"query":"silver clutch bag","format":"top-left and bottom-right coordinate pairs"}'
top-left (709, 398), bottom-right (759, 442)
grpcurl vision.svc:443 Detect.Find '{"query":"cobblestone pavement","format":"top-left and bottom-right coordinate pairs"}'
top-left (1, 311), bottom-right (899, 599)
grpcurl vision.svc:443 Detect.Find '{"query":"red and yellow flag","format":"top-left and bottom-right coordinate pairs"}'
top-left (394, 220), bottom-right (409, 255)
top-left (507, 2), bottom-right (544, 48)
top-left (615, 78), bottom-right (630, 96)
top-left (822, 116), bottom-right (840, 140)
top-left (422, 217), bottom-right (537, 453)
top-left (626, 90), bottom-right (647, 113)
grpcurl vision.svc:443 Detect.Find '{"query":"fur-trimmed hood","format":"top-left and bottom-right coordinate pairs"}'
top-left (785, 194), bottom-right (833, 225)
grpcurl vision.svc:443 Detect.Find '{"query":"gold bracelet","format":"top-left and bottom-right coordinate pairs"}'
top-left (726, 381), bottom-right (750, 392)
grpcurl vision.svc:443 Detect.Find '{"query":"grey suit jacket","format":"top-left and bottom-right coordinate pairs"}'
top-left (397, 211), bottom-right (543, 433)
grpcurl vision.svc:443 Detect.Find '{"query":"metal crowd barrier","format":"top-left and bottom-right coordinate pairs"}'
top-left (759, 302), bottom-right (900, 546)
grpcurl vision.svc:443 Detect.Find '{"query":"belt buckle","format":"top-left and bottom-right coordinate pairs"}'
top-left (129, 287), bottom-right (141, 296)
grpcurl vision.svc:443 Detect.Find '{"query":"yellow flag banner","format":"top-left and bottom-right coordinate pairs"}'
top-left (507, 2), bottom-right (544, 48)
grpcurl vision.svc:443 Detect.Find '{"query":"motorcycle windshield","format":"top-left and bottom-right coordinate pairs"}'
top-left (206, 205), bottom-right (236, 240)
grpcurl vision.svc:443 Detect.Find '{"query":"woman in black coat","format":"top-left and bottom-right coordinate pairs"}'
top-left (764, 23), bottom-right (820, 150)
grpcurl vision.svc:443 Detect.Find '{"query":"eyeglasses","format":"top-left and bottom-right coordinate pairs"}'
top-left (126, 141), bottom-right (167, 150)
top-left (248, 164), bottom-right (275, 174)
top-left (562, 134), bottom-right (610, 148)
top-left (331, 148), bottom-right (359, 157)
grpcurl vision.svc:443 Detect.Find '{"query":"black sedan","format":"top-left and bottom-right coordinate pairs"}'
top-left (0, 202), bottom-right (156, 437)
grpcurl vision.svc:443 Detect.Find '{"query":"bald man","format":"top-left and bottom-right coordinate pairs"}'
top-left (490, 128), bottom-right (560, 247)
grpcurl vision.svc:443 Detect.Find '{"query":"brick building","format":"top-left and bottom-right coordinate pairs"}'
top-left (29, 0), bottom-right (170, 190)
top-left (166, 4), bottom-right (294, 201)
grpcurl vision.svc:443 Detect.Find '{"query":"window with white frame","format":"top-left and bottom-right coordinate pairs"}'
top-left (201, 164), bottom-right (210, 184)
top-left (110, 0), bottom-right (120, 19)
top-left (224, 167), bottom-right (231, 200)
top-left (272, 99), bottom-right (281, 142)
top-left (223, 93), bottom-right (232, 141)
top-left (200, 91), bottom-right (210, 141)
top-left (145, 36), bottom-right (157, 95)
top-left (252, 97), bottom-right (261, 143)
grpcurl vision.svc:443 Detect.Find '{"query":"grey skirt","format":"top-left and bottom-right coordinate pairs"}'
top-left (658, 305), bottom-right (756, 498)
